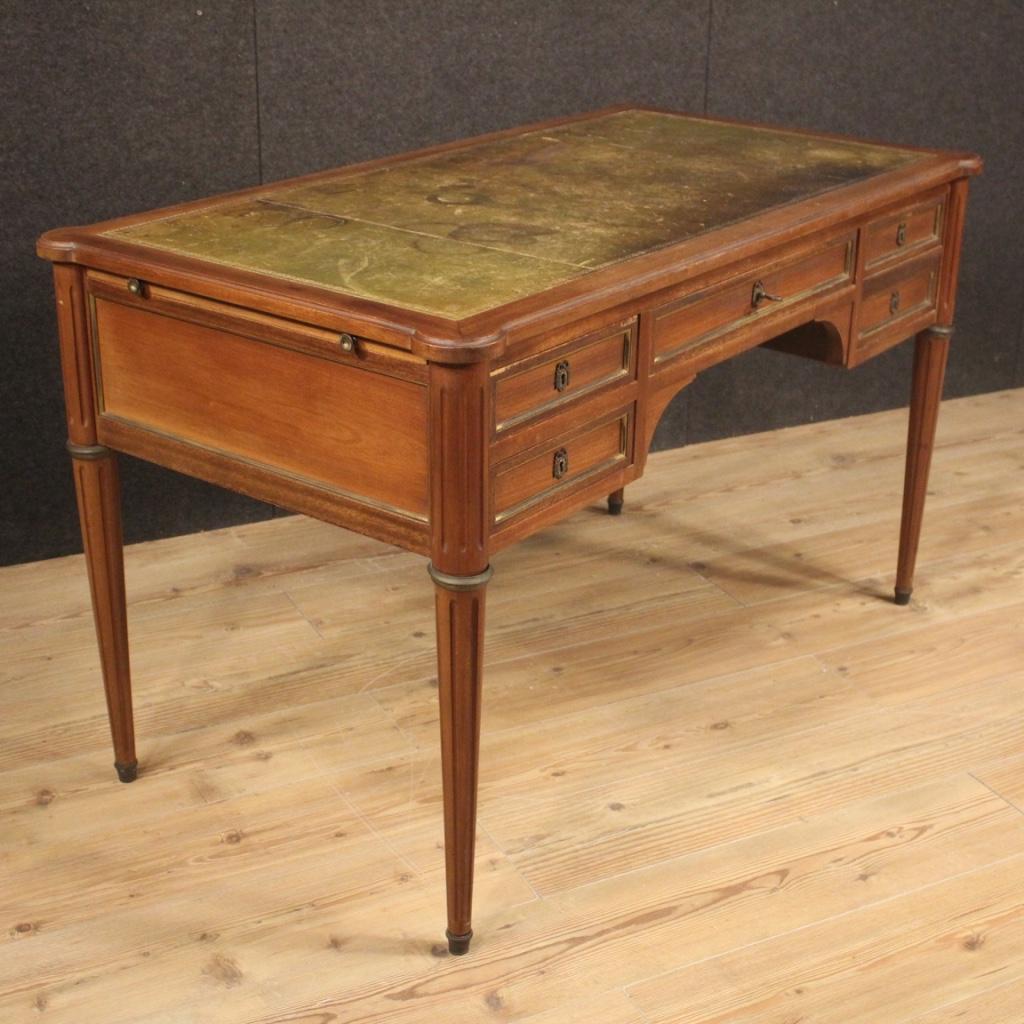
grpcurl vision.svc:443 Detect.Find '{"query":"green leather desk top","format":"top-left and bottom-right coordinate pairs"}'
top-left (106, 109), bottom-right (920, 320)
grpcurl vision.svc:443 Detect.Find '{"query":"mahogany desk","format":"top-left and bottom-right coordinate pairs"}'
top-left (38, 107), bottom-right (981, 955)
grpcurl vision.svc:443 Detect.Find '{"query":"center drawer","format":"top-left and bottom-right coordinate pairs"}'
top-left (652, 233), bottom-right (855, 368)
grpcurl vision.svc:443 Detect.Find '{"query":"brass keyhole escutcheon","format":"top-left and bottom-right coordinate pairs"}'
top-left (751, 279), bottom-right (782, 309)
top-left (339, 333), bottom-right (356, 353)
top-left (126, 278), bottom-right (145, 298)
top-left (552, 447), bottom-right (569, 480)
top-left (553, 360), bottom-right (571, 392)
top-left (896, 222), bottom-right (907, 247)
top-left (889, 290), bottom-right (901, 315)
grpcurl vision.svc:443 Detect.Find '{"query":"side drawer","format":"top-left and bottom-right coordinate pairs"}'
top-left (493, 319), bottom-right (635, 432)
top-left (853, 251), bottom-right (941, 363)
top-left (89, 289), bottom-right (430, 519)
top-left (492, 409), bottom-right (632, 523)
top-left (652, 233), bottom-right (854, 367)
top-left (861, 194), bottom-right (944, 272)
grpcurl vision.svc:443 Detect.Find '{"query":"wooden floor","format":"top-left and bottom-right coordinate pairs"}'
top-left (2, 388), bottom-right (1023, 1024)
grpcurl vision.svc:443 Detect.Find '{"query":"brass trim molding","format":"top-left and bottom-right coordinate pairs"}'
top-left (66, 440), bottom-right (111, 461)
top-left (427, 563), bottom-right (494, 591)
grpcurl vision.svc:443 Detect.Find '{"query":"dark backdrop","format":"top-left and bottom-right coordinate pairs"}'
top-left (3, 1), bottom-right (1022, 566)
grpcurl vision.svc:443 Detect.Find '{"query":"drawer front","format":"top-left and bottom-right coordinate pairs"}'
top-left (91, 294), bottom-right (430, 518)
top-left (859, 255), bottom-right (939, 336)
top-left (652, 234), bottom-right (854, 366)
top-left (493, 410), bottom-right (631, 523)
top-left (493, 320), bottom-right (635, 432)
top-left (854, 253), bottom-right (940, 361)
top-left (862, 195), bottom-right (944, 272)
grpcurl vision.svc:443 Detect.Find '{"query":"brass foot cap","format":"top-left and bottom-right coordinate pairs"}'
top-left (894, 589), bottom-right (913, 607)
top-left (115, 761), bottom-right (139, 783)
top-left (607, 498), bottom-right (624, 516)
top-left (446, 929), bottom-right (472, 955)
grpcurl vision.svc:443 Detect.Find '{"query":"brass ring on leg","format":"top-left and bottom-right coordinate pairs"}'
top-left (427, 564), bottom-right (493, 591)
top-left (67, 440), bottom-right (111, 461)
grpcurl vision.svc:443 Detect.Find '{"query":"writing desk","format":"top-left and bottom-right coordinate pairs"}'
top-left (38, 106), bottom-right (981, 955)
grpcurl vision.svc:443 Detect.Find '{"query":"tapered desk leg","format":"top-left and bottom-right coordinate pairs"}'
top-left (607, 487), bottom-right (625, 516)
top-left (68, 443), bottom-right (137, 782)
top-left (428, 562), bottom-right (491, 955)
top-left (895, 325), bottom-right (952, 606)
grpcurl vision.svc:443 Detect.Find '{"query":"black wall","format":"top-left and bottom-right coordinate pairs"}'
top-left (3, 1), bottom-right (1021, 566)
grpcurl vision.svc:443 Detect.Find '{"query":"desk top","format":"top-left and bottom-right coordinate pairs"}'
top-left (41, 107), bottom-right (979, 334)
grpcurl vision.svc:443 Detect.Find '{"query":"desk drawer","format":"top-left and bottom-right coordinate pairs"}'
top-left (89, 290), bottom-right (430, 518)
top-left (492, 409), bottom-right (631, 523)
top-left (652, 234), bottom-right (854, 366)
top-left (493, 320), bottom-right (635, 432)
top-left (853, 251), bottom-right (940, 362)
top-left (862, 195), bottom-right (944, 272)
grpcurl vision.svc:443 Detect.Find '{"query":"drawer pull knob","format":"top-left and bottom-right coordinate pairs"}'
top-left (890, 290), bottom-right (901, 315)
top-left (126, 278), bottom-right (145, 298)
top-left (751, 279), bottom-right (782, 308)
top-left (552, 447), bottom-right (569, 480)
top-left (553, 360), bottom-right (571, 392)
top-left (896, 223), bottom-right (907, 247)
top-left (339, 332), bottom-right (356, 353)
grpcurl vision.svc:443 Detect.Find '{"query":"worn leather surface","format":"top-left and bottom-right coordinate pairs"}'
top-left (110, 110), bottom-right (916, 319)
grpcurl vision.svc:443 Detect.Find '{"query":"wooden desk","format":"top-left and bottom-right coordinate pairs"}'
top-left (38, 106), bottom-right (981, 955)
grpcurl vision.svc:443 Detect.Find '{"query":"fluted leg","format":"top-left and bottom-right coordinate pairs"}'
top-left (429, 563), bottom-right (490, 955)
top-left (69, 443), bottom-right (137, 781)
top-left (607, 487), bottom-right (625, 516)
top-left (895, 325), bottom-right (952, 605)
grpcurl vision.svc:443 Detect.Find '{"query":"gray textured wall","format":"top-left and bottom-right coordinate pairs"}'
top-left (3, 0), bottom-right (1021, 566)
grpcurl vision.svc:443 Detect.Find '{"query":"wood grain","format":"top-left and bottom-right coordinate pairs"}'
top-left (492, 318), bottom-right (634, 433)
top-left (93, 294), bottom-right (430, 518)
top-left (628, 854), bottom-right (1024, 1024)
top-left (861, 190), bottom-right (944, 270)
top-left (2, 389), bottom-right (1020, 1023)
top-left (492, 408), bottom-right (630, 522)
top-left (896, 326), bottom-right (952, 601)
top-left (651, 231), bottom-right (854, 365)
